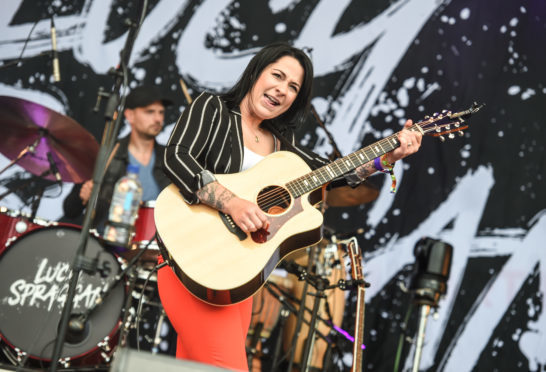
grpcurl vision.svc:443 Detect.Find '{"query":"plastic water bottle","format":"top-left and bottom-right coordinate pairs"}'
top-left (103, 164), bottom-right (142, 248)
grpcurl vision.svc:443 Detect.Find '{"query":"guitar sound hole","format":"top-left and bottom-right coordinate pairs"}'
top-left (257, 186), bottom-right (291, 215)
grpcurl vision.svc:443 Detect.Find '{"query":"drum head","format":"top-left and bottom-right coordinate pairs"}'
top-left (0, 225), bottom-right (125, 361)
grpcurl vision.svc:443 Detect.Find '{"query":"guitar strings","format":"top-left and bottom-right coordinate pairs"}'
top-left (254, 120), bottom-right (438, 212)
top-left (253, 134), bottom-right (402, 211)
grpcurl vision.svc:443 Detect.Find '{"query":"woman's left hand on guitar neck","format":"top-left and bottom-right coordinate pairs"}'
top-left (385, 119), bottom-right (422, 164)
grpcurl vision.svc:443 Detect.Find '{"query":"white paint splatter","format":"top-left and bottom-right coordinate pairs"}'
top-left (275, 23), bottom-right (287, 33)
top-left (508, 86), bottom-right (521, 95)
top-left (269, 0), bottom-right (298, 13)
top-left (521, 88), bottom-right (535, 100)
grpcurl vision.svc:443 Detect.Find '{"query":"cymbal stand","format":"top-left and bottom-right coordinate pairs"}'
top-left (48, 1), bottom-right (149, 370)
top-left (0, 133), bottom-right (42, 179)
top-left (0, 134), bottom-right (44, 203)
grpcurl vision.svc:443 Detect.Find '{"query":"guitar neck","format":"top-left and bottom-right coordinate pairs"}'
top-left (345, 237), bottom-right (366, 372)
top-left (352, 286), bottom-right (366, 372)
top-left (286, 126), bottom-right (409, 198)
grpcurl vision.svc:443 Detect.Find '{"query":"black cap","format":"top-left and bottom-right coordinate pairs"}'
top-left (125, 85), bottom-right (173, 109)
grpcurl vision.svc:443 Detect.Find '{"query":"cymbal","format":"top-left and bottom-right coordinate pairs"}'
top-left (325, 182), bottom-right (379, 207)
top-left (0, 96), bottom-right (98, 183)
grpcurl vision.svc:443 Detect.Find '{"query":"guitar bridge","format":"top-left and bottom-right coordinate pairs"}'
top-left (219, 212), bottom-right (247, 241)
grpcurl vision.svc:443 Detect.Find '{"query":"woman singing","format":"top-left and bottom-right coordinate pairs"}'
top-left (157, 42), bottom-right (422, 371)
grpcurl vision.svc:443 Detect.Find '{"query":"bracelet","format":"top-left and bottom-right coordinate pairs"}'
top-left (373, 157), bottom-right (384, 172)
top-left (380, 154), bottom-right (395, 169)
top-left (375, 154), bottom-right (397, 193)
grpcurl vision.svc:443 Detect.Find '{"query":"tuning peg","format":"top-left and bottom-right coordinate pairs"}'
top-left (424, 115), bottom-right (430, 119)
top-left (454, 122), bottom-right (460, 128)
top-left (458, 131), bottom-right (464, 137)
top-left (439, 135), bottom-right (446, 142)
top-left (445, 124), bottom-right (451, 130)
top-left (448, 133), bottom-right (455, 139)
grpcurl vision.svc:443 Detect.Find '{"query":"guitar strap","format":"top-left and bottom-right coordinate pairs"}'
top-left (229, 113), bottom-right (244, 172)
top-left (263, 122), bottom-right (325, 170)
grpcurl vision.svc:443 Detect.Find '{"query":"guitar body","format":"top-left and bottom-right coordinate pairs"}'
top-left (155, 151), bottom-right (324, 306)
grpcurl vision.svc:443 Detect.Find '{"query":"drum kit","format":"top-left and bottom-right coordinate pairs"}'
top-left (0, 96), bottom-right (171, 370)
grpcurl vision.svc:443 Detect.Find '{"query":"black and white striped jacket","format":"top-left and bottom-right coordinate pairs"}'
top-left (163, 92), bottom-right (360, 204)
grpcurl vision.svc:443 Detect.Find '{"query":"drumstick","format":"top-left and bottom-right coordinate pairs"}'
top-left (179, 78), bottom-right (193, 105)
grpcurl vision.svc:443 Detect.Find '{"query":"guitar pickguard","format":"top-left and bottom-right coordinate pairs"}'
top-left (251, 197), bottom-right (303, 243)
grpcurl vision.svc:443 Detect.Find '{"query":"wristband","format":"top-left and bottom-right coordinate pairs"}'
top-left (378, 154), bottom-right (397, 193)
top-left (198, 169), bottom-right (217, 188)
top-left (374, 157), bottom-right (384, 172)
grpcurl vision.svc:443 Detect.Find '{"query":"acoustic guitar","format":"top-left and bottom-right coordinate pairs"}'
top-left (154, 103), bottom-right (483, 305)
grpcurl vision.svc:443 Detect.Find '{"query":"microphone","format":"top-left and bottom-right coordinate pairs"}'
top-left (50, 16), bottom-right (61, 82)
top-left (47, 152), bottom-right (62, 183)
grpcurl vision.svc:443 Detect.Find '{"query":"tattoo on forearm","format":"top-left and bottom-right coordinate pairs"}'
top-left (196, 182), bottom-right (236, 211)
top-left (356, 161), bottom-right (376, 179)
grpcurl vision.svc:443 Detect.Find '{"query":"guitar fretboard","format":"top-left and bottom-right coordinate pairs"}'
top-left (286, 131), bottom-right (403, 198)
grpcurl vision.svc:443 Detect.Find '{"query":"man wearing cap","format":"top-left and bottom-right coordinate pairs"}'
top-left (62, 85), bottom-right (173, 229)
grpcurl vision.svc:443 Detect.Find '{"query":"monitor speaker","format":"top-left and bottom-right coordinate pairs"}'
top-left (110, 348), bottom-right (229, 372)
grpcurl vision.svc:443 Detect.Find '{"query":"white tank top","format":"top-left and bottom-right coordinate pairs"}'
top-left (242, 147), bottom-right (265, 171)
top-left (241, 135), bottom-right (277, 171)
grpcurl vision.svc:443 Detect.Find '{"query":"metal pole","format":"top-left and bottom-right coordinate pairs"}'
top-left (411, 304), bottom-right (431, 372)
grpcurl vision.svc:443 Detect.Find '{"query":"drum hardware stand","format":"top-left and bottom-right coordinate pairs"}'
top-left (134, 239), bottom-right (168, 354)
top-left (246, 322), bottom-right (263, 369)
top-left (392, 237), bottom-right (452, 372)
top-left (150, 308), bottom-right (167, 354)
top-left (65, 236), bottom-right (155, 345)
top-left (299, 272), bottom-right (330, 372)
top-left (284, 244), bottom-right (318, 372)
top-left (281, 259), bottom-right (368, 372)
top-left (264, 281), bottom-right (331, 372)
top-left (49, 2), bottom-right (149, 369)
top-left (269, 305), bottom-right (290, 371)
top-left (117, 264), bottom-right (140, 350)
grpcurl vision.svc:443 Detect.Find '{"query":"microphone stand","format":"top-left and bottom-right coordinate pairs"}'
top-left (48, 1), bottom-right (149, 370)
top-left (65, 237), bottom-right (155, 344)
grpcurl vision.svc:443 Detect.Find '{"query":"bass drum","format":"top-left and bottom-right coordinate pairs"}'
top-left (0, 224), bottom-right (125, 368)
top-left (0, 207), bottom-right (49, 254)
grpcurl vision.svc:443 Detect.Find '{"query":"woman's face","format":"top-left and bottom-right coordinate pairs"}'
top-left (243, 55), bottom-right (304, 122)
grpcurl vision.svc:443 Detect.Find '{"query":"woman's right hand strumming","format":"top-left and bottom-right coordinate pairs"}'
top-left (196, 181), bottom-right (269, 233)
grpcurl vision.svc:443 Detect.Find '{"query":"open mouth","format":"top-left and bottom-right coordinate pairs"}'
top-left (264, 94), bottom-right (280, 106)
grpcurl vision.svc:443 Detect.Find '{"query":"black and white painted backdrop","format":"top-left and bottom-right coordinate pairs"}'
top-left (0, 1), bottom-right (545, 371)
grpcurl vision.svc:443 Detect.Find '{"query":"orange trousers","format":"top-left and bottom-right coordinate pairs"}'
top-left (157, 263), bottom-right (253, 371)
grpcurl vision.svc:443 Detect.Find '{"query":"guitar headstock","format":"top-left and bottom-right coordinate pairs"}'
top-left (344, 237), bottom-right (364, 281)
top-left (416, 102), bottom-right (485, 142)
